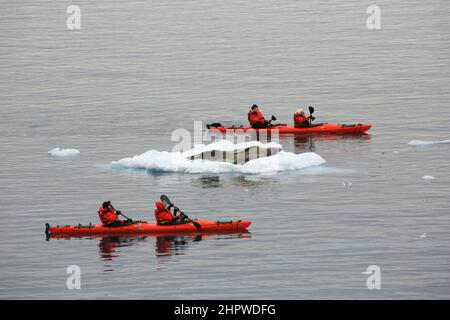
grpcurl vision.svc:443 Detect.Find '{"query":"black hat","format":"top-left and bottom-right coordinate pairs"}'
top-left (251, 104), bottom-right (258, 109)
top-left (102, 201), bottom-right (111, 208)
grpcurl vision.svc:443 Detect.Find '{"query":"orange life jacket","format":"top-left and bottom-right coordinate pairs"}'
top-left (154, 201), bottom-right (175, 224)
top-left (248, 110), bottom-right (266, 125)
top-left (98, 207), bottom-right (120, 225)
top-left (294, 114), bottom-right (309, 126)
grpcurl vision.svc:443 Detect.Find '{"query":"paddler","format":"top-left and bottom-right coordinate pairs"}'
top-left (248, 104), bottom-right (270, 129)
top-left (97, 201), bottom-right (133, 227)
top-left (293, 108), bottom-right (311, 128)
top-left (154, 200), bottom-right (187, 225)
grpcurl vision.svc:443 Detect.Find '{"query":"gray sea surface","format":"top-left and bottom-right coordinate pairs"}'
top-left (0, 0), bottom-right (449, 299)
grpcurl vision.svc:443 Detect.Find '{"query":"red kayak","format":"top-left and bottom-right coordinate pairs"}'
top-left (45, 219), bottom-right (252, 237)
top-left (208, 123), bottom-right (371, 134)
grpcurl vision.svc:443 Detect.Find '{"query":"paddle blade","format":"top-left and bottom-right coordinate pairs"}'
top-left (160, 194), bottom-right (171, 208)
top-left (271, 115), bottom-right (277, 121)
top-left (308, 106), bottom-right (315, 114)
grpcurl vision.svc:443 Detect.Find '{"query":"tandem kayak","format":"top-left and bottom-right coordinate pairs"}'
top-left (207, 123), bottom-right (372, 134)
top-left (45, 219), bottom-right (252, 237)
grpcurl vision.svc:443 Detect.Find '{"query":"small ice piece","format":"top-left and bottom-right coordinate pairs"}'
top-left (408, 139), bottom-right (450, 146)
top-left (420, 233), bottom-right (427, 238)
top-left (422, 175), bottom-right (435, 180)
top-left (48, 148), bottom-right (80, 157)
top-left (342, 181), bottom-right (352, 188)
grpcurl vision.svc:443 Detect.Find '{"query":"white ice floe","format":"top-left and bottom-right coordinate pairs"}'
top-left (408, 139), bottom-right (450, 146)
top-left (48, 148), bottom-right (80, 157)
top-left (111, 140), bottom-right (325, 174)
top-left (342, 181), bottom-right (353, 188)
top-left (420, 233), bottom-right (427, 238)
top-left (422, 175), bottom-right (435, 180)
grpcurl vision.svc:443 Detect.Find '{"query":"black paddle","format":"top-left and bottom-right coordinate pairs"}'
top-left (109, 204), bottom-right (134, 223)
top-left (308, 106), bottom-right (316, 124)
top-left (160, 195), bottom-right (202, 230)
top-left (267, 115), bottom-right (277, 127)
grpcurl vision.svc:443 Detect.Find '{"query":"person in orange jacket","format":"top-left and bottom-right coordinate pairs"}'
top-left (154, 200), bottom-right (185, 225)
top-left (248, 104), bottom-right (269, 128)
top-left (293, 108), bottom-right (311, 128)
top-left (98, 201), bottom-right (131, 227)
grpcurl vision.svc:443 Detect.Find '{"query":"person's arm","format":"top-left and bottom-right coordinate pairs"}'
top-left (258, 112), bottom-right (266, 123)
top-left (172, 207), bottom-right (186, 220)
top-left (156, 210), bottom-right (173, 223)
top-left (111, 210), bottom-right (121, 221)
top-left (163, 210), bottom-right (174, 222)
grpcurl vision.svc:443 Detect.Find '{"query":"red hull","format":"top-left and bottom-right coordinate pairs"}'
top-left (209, 123), bottom-right (371, 134)
top-left (46, 220), bottom-right (252, 237)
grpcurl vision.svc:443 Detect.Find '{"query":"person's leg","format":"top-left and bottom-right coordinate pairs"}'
top-left (106, 221), bottom-right (123, 227)
top-left (159, 219), bottom-right (191, 226)
top-left (252, 122), bottom-right (268, 129)
top-left (122, 219), bottom-right (135, 226)
top-left (171, 220), bottom-right (191, 225)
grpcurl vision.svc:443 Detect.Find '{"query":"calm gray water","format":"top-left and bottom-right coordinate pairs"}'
top-left (1, 0), bottom-right (449, 299)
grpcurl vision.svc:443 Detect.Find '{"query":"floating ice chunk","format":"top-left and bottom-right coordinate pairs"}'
top-left (420, 233), bottom-right (427, 238)
top-left (408, 139), bottom-right (450, 146)
top-left (48, 148), bottom-right (80, 157)
top-left (342, 181), bottom-right (352, 188)
top-left (112, 141), bottom-right (325, 174)
top-left (422, 175), bottom-right (435, 180)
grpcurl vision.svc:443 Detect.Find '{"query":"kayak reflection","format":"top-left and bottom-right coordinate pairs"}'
top-left (98, 236), bottom-right (147, 260)
top-left (155, 231), bottom-right (251, 258)
top-left (293, 135), bottom-right (316, 153)
top-left (95, 230), bottom-right (251, 263)
top-left (279, 133), bottom-right (371, 154)
top-left (155, 234), bottom-right (202, 257)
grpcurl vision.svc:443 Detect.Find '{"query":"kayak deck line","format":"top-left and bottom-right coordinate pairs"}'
top-left (45, 219), bottom-right (252, 238)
